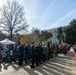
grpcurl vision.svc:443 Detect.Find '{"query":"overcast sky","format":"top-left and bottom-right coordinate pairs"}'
top-left (0, 0), bottom-right (76, 32)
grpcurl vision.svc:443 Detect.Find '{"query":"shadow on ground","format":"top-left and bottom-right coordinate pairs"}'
top-left (0, 51), bottom-right (76, 75)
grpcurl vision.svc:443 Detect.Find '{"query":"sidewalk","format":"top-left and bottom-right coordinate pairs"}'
top-left (0, 48), bottom-right (76, 75)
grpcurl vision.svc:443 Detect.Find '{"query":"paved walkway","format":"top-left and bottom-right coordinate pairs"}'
top-left (0, 48), bottom-right (76, 75)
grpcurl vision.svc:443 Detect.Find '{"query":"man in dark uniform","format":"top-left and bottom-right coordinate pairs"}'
top-left (18, 43), bottom-right (24, 66)
top-left (47, 41), bottom-right (50, 59)
top-left (35, 43), bottom-right (39, 66)
top-left (24, 44), bottom-right (29, 64)
top-left (30, 42), bottom-right (35, 68)
top-left (42, 44), bottom-right (46, 62)
top-left (38, 43), bottom-right (42, 64)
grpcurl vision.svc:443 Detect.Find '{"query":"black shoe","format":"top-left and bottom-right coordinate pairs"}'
top-left (36, 64), bottom-right (39, 66)
top-left (19, 64), bottom-right (23, 66)
top-left (31, 65), bottom-right (35, 68)
top-left (39, 62), bottom-right (42, 64)
top-left (42, 60), bottom-right (46, 62)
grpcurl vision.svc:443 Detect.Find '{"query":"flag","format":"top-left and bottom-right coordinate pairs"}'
top-left (55, 38), bottom-right (59, 43)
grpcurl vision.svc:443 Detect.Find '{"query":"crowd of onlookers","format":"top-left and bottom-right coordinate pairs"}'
top-left (0, 42), bottom-right (71, 68)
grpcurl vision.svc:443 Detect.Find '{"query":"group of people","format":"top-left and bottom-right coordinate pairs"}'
top-left (0, 42), bottom-right (70, 68)
top-left (17, 42), bottom-right (51, 68)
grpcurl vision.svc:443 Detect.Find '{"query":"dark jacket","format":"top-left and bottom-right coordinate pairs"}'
top-left (18, 45), bottom-right (24, 56)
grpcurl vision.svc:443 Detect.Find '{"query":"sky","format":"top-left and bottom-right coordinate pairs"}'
top-left (0, 0), bottom-right (76, 32)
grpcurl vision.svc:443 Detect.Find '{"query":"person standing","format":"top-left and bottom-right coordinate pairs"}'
top-left (55, 44), bottom-right (58, 57)
top-left (47, 41), bottom-right (50, 59)
top-left (24, 44), bottom-right (30, 65)
top-left (30, 42), bottom-right (35, 68)
top-left (42, 44), bottom-right (46, 62)
top-left (18, 43), bottom-right (24, 66)
top-left (35, 43), bottom-right (40, 66)
top-left (73, 44), bottom-right (76, 62)
top-left (50, 45), bottom-right (54, 58)
top-left (39, 43), bottom-right (42, 64)
top-left (62, 44), bottom-right (67, 55)
top-left (9, 49), bottom-right (13, 63)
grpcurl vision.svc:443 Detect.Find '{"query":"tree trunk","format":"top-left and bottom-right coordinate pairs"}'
top-left (10, 30), bottom-right (13, 41)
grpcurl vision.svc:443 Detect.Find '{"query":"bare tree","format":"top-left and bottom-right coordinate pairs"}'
top-left (0, 0), bottom-right (28, 40)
